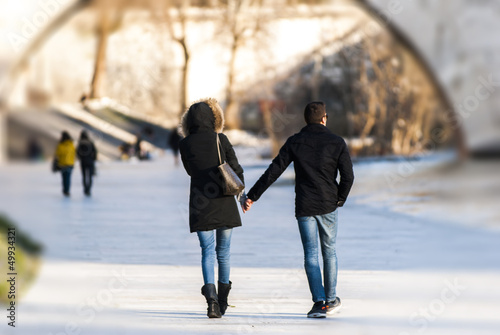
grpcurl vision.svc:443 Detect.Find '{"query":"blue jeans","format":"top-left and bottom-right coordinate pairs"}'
top-left (61, 166), bottom-right (73, 194)
top-left (197, 228), bottom-right (232, 285)
top-left (81, 164), bottom-right (94, 193)
top-left (297, 209), bottom-right (338, 302)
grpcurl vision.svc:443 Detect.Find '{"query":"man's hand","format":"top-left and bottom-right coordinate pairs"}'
top-left (242, 198), bottom-right (254, 213)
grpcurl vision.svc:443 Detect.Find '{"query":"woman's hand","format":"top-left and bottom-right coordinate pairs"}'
top-left (242, 198), bottom-right (254, 213)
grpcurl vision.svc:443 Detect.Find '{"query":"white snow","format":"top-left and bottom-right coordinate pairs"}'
top-left (0, 153), bottom-right (499, 334)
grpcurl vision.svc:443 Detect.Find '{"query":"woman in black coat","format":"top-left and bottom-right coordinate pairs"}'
top-left (179, 98), bottom-right (244, 318)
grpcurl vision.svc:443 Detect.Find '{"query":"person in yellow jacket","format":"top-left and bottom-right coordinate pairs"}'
top-left (54, 131), bottom-right (76, 196)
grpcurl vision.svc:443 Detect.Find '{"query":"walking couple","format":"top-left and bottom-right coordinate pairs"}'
top-left (54, 130), bottom-right (98, 197)
top-left (179, 98), bottom-right (354, 318)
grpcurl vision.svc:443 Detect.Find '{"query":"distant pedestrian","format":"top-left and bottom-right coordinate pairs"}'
top-left (119, 142), bottom-right (132, 160)
top-left (27, 137), bottom-right (43, 161)
top-left (168, 128), bottom-right (181, 166)
top-left (134, 135), bottom-right (142, 159)
top-left (179, 98), bottom-right (244, 319)
top-left (77, 131), bottom-right (97, 196)
top-left (54, 131), bottom-right (76, 197)
top-left (134, 134), bottom-right (150, 160)
top-left (243, 101), bottom-right (354, 318)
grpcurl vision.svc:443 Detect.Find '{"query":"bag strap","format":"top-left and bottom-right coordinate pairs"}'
top-left (216, 133), bottom-right (224, 164)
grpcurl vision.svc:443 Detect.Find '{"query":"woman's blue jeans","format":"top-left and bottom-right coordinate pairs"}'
top-left (197, 228), bottom-right (232, 285)
top-left (297, 209), bottom-right (338, 303)
top-left (61, 166), bottom-right (73, 194)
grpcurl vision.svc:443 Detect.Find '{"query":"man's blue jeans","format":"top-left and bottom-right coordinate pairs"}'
top-left (197, 228), bottom-right (232, 285)
top-left (297, 209), bottom-right (338, 302)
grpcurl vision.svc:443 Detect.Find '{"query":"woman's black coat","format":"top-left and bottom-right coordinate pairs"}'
top-left (179, 100), bottom-right (244, 233)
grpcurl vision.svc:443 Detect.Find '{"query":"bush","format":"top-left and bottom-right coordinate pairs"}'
top-left (0, 215), bottom-right (43, 305)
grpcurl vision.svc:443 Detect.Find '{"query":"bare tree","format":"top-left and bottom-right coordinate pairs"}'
top-left (90, 4), bottom-right (110, 99)
top-left (355, 0), bottom-right (467, 157)
top-left (219, 0), bottom-right (269, 129)
top-left (354, 31), bottom-right (445, 156)
top-left (149, 0), bottom-right (193, 117)
top-left (89, 1), bottom-right (124, 99)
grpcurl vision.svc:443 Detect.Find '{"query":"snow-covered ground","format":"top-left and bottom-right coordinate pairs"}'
top-left (350, 153), bottom-right (500, 230)
top-left (0, 153), bottom-right (499, 334)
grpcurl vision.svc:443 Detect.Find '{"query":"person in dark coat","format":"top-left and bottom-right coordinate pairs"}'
top-left (77, 130), bottom-right (97, 196)
top-left (134, 135), bottom-right (143, 159)
top-left (179, 98), bottom-right (244, 319)
top-left (27, 137), bottom-right (43, 161)
top-left (168, 128), bottom-right (181, 166)
top-left (244, 101), bottom-right (354, 318)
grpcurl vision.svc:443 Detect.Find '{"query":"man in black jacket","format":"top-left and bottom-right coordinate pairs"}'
top-left (77, 130), bottom-right (98, 196)
top-left (244, 101), bottom-right (354, 318)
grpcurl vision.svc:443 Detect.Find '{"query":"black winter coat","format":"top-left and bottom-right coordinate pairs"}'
top-left (77, 139), bottom-right (97, 166)
top-left (247, 123), bottom-right (354, 217)
top-left (179, 100), bottom-right (244, 233)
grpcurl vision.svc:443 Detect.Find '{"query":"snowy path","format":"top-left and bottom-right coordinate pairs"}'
top-left (1, 156), bottom-right (499, 334)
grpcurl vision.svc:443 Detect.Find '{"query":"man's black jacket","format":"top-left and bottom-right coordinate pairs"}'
top-left (77, 139), bottom-right (97, 166)
top-left (247, 123), bottom-right (354, 217)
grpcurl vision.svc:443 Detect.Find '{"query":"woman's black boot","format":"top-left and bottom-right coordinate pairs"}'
top-left (217, 281), bottom-right (232, 315)
top-left (201, 284), bottom-right (221, 318)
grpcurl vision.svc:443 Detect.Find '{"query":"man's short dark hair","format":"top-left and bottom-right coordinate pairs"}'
top-left (304, 101), bottom-right (326, 124)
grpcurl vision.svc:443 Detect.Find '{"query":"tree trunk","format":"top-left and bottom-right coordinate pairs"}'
top-left (260, 100), bottom-right (280, 157)
top-left (90, 10), bottom-right (110, 99)
top-left (224, 37), bottom-right (240, 129)
top-left (311, 53), bottom-right (323, 101)
top-left (225, 100), bottom-right (240, 130)
top-left (179, 39), bottom-right (190, 116)
top-left (391, 127), bottom-right (403, 155)
top-left (359, 55), bottom-right (378, 142)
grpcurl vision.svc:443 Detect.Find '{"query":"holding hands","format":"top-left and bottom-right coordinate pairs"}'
top-left (237, 191), bottom-right (253, 213)
top-left (242, 198), bottom-right (253, 213)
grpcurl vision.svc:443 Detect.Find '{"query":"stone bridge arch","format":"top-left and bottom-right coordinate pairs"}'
top-left (3, 0), bottom-right (490, 160)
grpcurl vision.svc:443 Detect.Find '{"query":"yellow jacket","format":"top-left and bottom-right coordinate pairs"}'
top-left (55, 140), bottom-right (75, 167)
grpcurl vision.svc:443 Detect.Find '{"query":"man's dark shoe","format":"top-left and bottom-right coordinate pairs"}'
top-left (325, 297), bottom-right (342, 315)
top-left (307, 301), bottom-right (326, 318)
